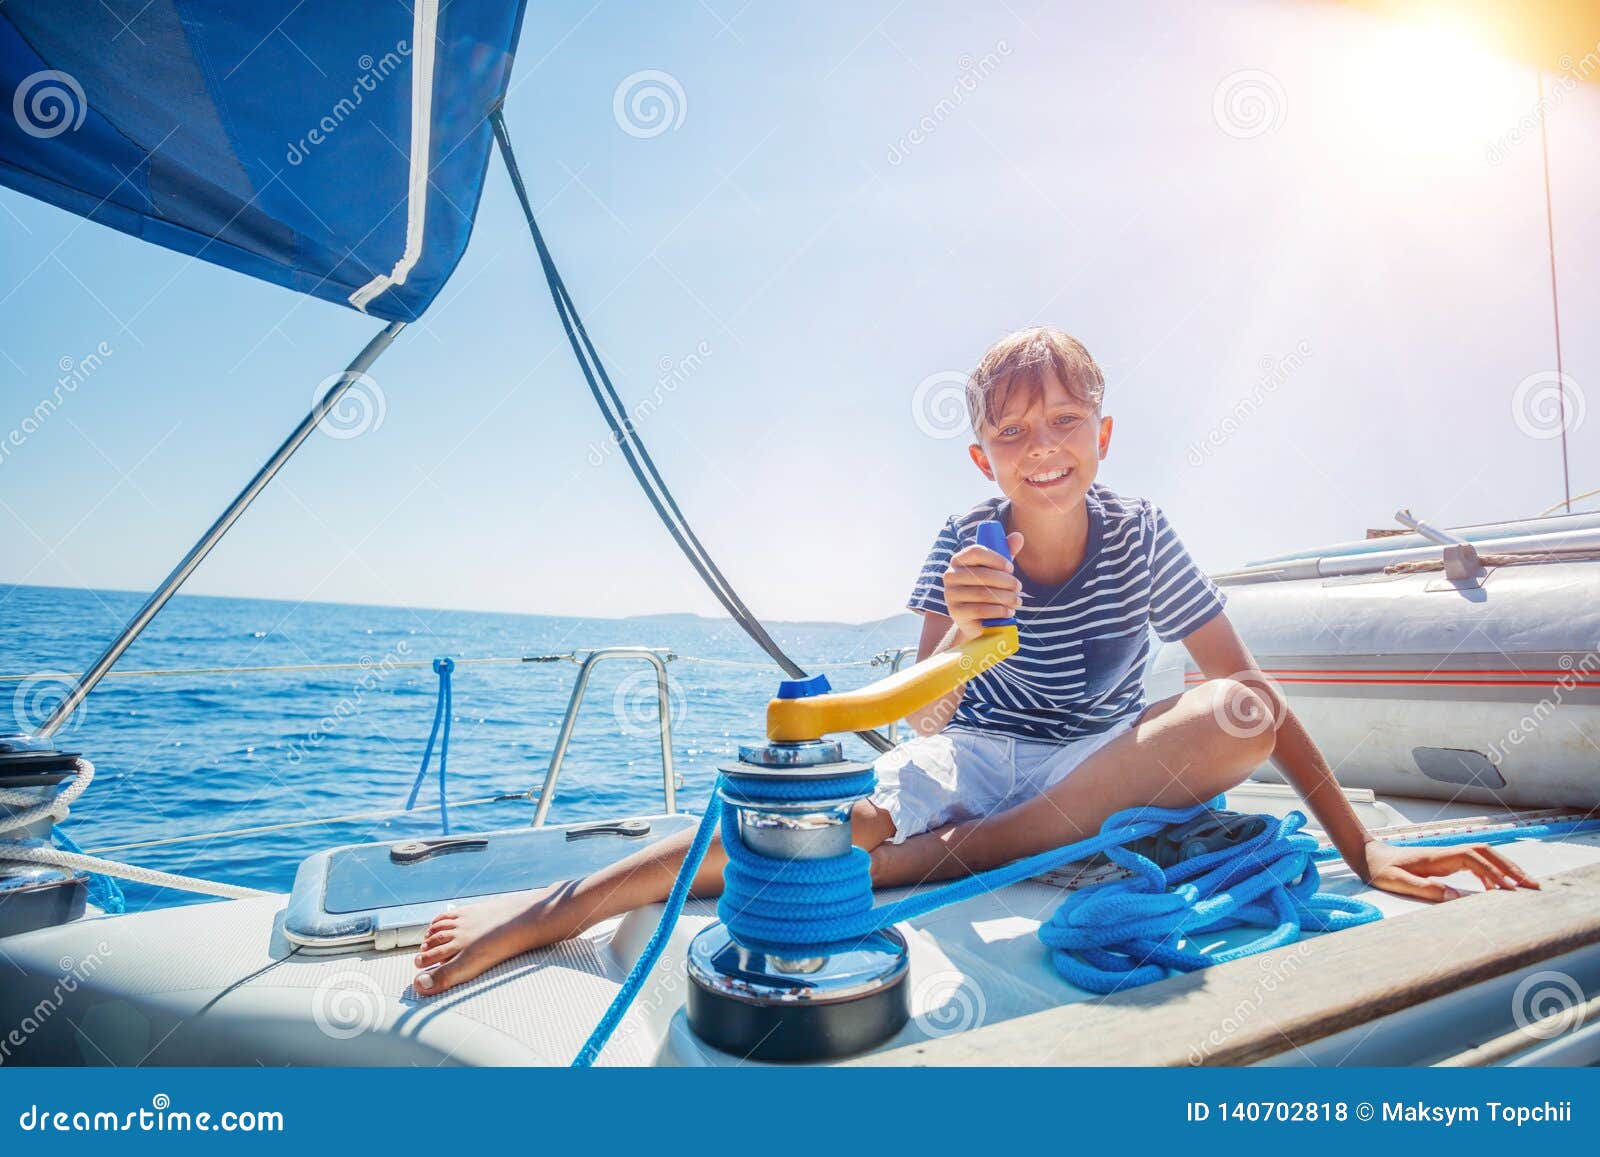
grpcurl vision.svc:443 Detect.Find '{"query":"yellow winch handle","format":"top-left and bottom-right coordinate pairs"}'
top-left (765, 624), bottom-right (1018, 743)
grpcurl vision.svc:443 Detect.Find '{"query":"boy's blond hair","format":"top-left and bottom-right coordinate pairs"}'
top-left (965, 327), bottom-right (1105, 434)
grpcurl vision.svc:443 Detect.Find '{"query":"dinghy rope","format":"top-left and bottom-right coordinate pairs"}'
top-left (0, 757), bottom-right (272, 906)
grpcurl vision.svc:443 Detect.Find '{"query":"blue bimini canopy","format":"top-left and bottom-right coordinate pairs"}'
top-left (0, 1), bottom-right (527, 322)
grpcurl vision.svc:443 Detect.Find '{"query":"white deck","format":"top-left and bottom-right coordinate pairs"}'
top-left (4, 788), bottom-right (1598, 1067)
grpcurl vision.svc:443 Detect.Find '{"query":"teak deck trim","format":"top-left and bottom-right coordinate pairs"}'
top-left (857, 862), bottom-right (1600, 1067)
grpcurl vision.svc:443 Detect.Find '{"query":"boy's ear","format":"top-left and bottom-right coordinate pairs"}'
top-left (1097, 414), bottom-right (1113, 460)
top-left (968, 442), bottom-right (995, 480)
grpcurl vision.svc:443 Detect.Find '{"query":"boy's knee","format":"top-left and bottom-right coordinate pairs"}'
top-left (851, 797), bottom-right (898, 851)
top-left (1199, 677), bottom-right (1279, 763)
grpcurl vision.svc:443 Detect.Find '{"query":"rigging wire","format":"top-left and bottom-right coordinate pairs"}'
top-left (489, 107), bottom-right (892, 755)
top-left (1536, 70), bottom-right (1572, 515)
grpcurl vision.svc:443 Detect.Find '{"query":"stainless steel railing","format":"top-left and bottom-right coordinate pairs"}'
top-left (531, 647), bottom-right (677, 827)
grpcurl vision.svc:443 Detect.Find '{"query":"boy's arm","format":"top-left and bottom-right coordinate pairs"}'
top-left (900, 529), bottom-right (1025, 739)
top-left (1180, 612), bottom-right (1538, 900)
top-left (1178, 614), bottom-right (1368, 859)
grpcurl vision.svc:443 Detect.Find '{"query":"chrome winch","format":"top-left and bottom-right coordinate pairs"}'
top-left (0, 735), bottom-right (90, 937)
top-left (683, 520), bottom-right (1020, 1062)
top-left (685, 724), bottom-right (911, 1062)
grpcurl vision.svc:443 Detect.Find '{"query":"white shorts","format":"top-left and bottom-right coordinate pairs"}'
top-left (868, 719), bottom-right (1136, 843)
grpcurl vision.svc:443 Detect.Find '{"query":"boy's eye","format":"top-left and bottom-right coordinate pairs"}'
top-left (1055, 415), bottom-right (1080, 427)
top-left (998, 425), bottom-right (1022, 437)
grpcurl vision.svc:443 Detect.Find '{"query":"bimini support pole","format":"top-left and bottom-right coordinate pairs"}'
top-left (36, 321), bottom-right (407, 740)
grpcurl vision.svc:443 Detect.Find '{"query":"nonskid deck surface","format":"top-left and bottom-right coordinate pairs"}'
top-left (3, 796), bottom-right (1598, 1067)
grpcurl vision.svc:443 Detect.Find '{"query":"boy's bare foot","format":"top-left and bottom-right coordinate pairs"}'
top-left (410, 883), bottom-right (577, 995)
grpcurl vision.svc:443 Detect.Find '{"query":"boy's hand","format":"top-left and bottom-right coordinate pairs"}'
top-left (1361, 838), bottom-right (1539, 902)
top-left (943, 531), bottom-right (1025, 639)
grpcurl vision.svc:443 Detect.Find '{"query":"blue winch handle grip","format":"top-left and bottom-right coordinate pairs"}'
top-left (975, 520), bottom-right (1017, 627)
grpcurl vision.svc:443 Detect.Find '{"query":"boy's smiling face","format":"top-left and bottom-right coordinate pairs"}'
top-left (968, 369), bottom-right (1112, 516)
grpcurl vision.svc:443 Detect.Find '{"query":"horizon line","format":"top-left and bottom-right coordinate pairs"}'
top-left (0, 579), bottom-right (918, 631)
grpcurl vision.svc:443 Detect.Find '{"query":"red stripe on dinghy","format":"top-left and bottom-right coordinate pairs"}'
top-left (1238, 667), bottom-right (1595, 677)
top-left (1184, 671), bottom-right (1600, 687)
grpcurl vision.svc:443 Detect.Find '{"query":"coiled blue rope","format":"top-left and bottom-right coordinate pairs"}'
top-left (715, 770), bottom-right (878, 955)
top-left (1040, 808), bottom-right (1377, 992)
top-left (571, 769), bottom-right (1384, 1064)
top-left (404, 657), bottom-right (453, 835)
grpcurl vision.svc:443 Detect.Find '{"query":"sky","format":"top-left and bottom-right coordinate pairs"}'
top-left (2, 0), bottom-right (1597, 626)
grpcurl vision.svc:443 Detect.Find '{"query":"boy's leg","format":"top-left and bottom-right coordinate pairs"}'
top-left (868, 678), bottom-right (1278, 886)
top-left (412, 798), bottom-right (899, 994)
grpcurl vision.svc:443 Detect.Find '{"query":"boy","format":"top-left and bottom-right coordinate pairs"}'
top-left (411, 327), bottom-right (1535, 996)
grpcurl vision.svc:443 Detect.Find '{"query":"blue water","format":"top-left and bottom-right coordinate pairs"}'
top-left (2, 584), bottom-right (916, 911)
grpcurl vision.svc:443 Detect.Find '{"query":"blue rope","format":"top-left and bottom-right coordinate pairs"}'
top-left (51, 826), bottom-right (125, 914)
top-left (571, 772), bottom-right (1383, 1064)
top-left (405, 657), bottom-right (453, 835)
top-left (572, 791), bottom-right (723, 1067)
top-left (715, 770), bottom-right (879, 955)
top-left (1311, 816), bottom-right (1600, 860)
top-left (1039, 809), bottom-right (1377, 993)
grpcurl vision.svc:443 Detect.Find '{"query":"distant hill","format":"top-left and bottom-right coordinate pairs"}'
top-left (626, 610), bottom-right (920, 634)
top-left (0, 582), bottom-right (921, 634)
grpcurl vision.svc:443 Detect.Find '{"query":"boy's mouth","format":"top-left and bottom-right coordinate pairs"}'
top-left (1022, 466), bottom-right (1073, 490)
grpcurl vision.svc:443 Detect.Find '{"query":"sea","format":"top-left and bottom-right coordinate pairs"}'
top-left (3, 583), bottom-right (918, 911)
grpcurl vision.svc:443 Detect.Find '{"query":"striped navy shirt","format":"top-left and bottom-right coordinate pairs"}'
top-left (908, 484), bottom-right (1226, 742)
